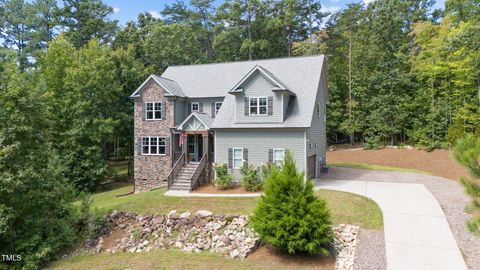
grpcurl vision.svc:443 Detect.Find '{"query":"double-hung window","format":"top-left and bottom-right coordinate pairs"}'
top-left (215, 102), bottom-right (222, 116)
top-left (233, 148), bottom-right (243, 168)
top-left (191, 102), bottom-right (199, 112)
top-left (273, 148), bottom-right (285, 166)
top-left (145, 102), bottom-right (162, 120)
top-left (142, 136), bottom-right (166, 155)
top-left (249, 97), bottom-right (267, 115)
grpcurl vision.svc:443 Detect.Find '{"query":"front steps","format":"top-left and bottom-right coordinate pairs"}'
top-left (169, 162), bottom-right (199, 191)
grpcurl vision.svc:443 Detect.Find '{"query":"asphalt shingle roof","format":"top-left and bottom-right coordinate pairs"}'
top-left (137, 55), bottom-right (326, 129)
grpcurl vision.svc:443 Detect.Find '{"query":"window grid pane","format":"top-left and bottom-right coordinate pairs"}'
top-left (142, 137), bottom-right (149, 154)
top-left (233, 149), bottom-right (242, 168)
top-left (150, 137), bottom-right (158, 154)
top-left (215, 102), bottom-right (222, 115)
top-left (250, 98), bottom-right (258, 115)
top-left (273, 149), bottom-right (284, 165)
top-left (192, 103), bottom-right (199, 111)
top-left (159, 138), bottom-right (166, 154)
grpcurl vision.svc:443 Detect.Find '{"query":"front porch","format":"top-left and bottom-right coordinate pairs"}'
top-left (167, 113), bottom-right (215, 191)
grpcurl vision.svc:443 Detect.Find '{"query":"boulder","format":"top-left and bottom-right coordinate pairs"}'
top-left (179, 211), bottom-right (191, 219)
top-left (196, 210), bottom-right (213, 218)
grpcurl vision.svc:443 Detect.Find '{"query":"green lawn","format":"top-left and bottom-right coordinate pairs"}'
top-left (48, 247), bottom-right (335, 270)
top-left (84, 184), bottom-right (383, 229)
top-left (329, 161), bottom-right (431, 174)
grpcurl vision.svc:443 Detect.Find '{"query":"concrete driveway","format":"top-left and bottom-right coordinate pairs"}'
top-left (315, 180), bottom-right (468, 270)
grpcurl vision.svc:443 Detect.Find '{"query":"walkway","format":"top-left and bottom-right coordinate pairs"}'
top-left (315, 179), bottom-right (468, 270)
top-left (164, 190), bottom-right (261, 197)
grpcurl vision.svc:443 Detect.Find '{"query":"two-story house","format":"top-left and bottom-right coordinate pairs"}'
top-left (129, 55), bottom-right (328, 192)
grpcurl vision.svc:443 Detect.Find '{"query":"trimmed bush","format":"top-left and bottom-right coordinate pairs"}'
top-left (251, 151), bottom-right (333, 255)
top-left (213, 163), bottom-right (233, 189)
top-left (239, 162), bottom-right (262, 191)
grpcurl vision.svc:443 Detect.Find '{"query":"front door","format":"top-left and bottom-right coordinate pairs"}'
top-left (187, 134), bottom-right (203, 162)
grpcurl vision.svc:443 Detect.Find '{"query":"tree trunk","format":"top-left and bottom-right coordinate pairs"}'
top-left (348, 29), bottom-right (354, 145)
top-left (244, 0), bottom-right (252, 60)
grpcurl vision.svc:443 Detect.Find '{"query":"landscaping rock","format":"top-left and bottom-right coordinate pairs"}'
top-left (196, 210), bottom-right (213, 218)
top-left (179, 211), bottom-right (191, 219)
top-left (333, 224), bottom-right (360, 270)
top-left (86, 210), bottom-right (260, 260)
top-left (82, 210), bottom-right (358, 267)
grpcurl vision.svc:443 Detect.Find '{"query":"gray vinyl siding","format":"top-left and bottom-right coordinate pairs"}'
top-left (234, 74), bottom-right (283, 123)
top-left (283, 94), bottom-right (290, 121)
top-left (175, 97), bottom-right (223, 125)
top-left (186, 97), bottom-right (223, 117)
top-left (215, 129), bottom-right (306, 181)
top-left (174, 100), bottom-right (187, 125)
top-left (306, 68), bottom-right (327, 166)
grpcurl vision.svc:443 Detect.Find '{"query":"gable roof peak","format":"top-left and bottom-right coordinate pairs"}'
top-left (228, 65), bottom-right (292, 95)
top-left (130, 74), bottom-right (185, 99)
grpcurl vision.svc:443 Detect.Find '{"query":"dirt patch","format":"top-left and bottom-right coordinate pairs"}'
top-left (247, 245), bottom-right (335, 270)
top-left (193, 184), bottom-right (261, 194)
top-left (101, 228), bottom-right (128, 251)
top-left (327, 148), bottom-right (468, 180)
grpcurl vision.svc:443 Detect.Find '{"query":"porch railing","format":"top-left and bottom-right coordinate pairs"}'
top-left (191, 154), bottom-right (207, 190)
top-left (167, 152), bottom-right (185, 189)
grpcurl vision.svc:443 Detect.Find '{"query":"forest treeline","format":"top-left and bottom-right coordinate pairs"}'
top-left (0, 0), bottom-right (479, 268)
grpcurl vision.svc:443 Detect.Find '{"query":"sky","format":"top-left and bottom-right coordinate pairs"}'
top-left (104, 0), bottom-right (446, 26)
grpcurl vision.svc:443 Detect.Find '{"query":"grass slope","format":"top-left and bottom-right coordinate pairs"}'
top-left (84, 184), bottom-right (382, 229)
top-left (48, 247), bottom-right (336, 270)
top-left (329, 162), bottom-right (431, 175)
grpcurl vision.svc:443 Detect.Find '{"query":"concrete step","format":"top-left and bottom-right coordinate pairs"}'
top-left (170, 187), bottom-right (190, 191)
top-left (177, 173), bottom-right (193, 179)
top-left (174, 180), bottom-right (190, 184)
top-left (172, 182), bottom-right (190, 186)
top-left (170, 183), bottom-right (191, 189)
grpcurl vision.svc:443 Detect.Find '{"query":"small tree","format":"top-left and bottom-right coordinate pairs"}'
top-left (453, 134), bottom-right (480, 235)
top-left (240, 162), bottom-right (262, 191)
top-left (251, 151), bottom-right (333, 255)
top-left (213, 163), bottom-right (233, 190)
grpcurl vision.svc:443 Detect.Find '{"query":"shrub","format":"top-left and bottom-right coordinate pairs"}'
top-left (251, 151), bottom-right (333, 255)
top-left (213, 163), bottom-right (233, 189)
top-left (260, 161), bottom-right (275, 180)
top-left (239, 162), bottom-right (262, 191)
top-left (363, 136), bottom-right (381, 149)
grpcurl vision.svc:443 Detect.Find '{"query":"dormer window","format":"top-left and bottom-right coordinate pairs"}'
top-left (215, 102), bottom-right (222, 115)
top-left (249, 97), bottom-right (267, 116)
top-left (191, 102), bottom-right (199, 112)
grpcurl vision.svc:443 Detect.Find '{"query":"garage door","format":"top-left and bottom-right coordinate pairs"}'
top-left (307, 155), bottom-right (316, 179)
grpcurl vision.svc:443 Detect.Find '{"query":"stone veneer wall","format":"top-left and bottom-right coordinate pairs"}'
top-left (134, 80), bottom-right (174, 192)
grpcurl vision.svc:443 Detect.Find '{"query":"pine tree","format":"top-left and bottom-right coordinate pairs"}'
top-left (251, 151), bottom-right (333, 255)
top-left (453, 134), bottom-right (480, 235)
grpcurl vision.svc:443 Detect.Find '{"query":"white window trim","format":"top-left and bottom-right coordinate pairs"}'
top-left (141, 136), bottom-right (166, 156)
top-left (215, 102), bottom-right (222, 116)
top-left (248, 97), bottom-right (268, 116)
top-left (145, 101), bottom-right (162, 120)
top-left (233, 147), bottom-right (243, 169)
top-left (191, 102), bottom-right (200, 112)
top-left (273, 148), bottom-right (285, 165)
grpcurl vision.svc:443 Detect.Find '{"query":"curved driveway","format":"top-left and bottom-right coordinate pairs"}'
top-left (316, 169), bottom-right (470, 270)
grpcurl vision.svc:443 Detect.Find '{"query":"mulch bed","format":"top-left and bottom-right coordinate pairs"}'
top-left (192, 184), bottom-right (261, 194)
